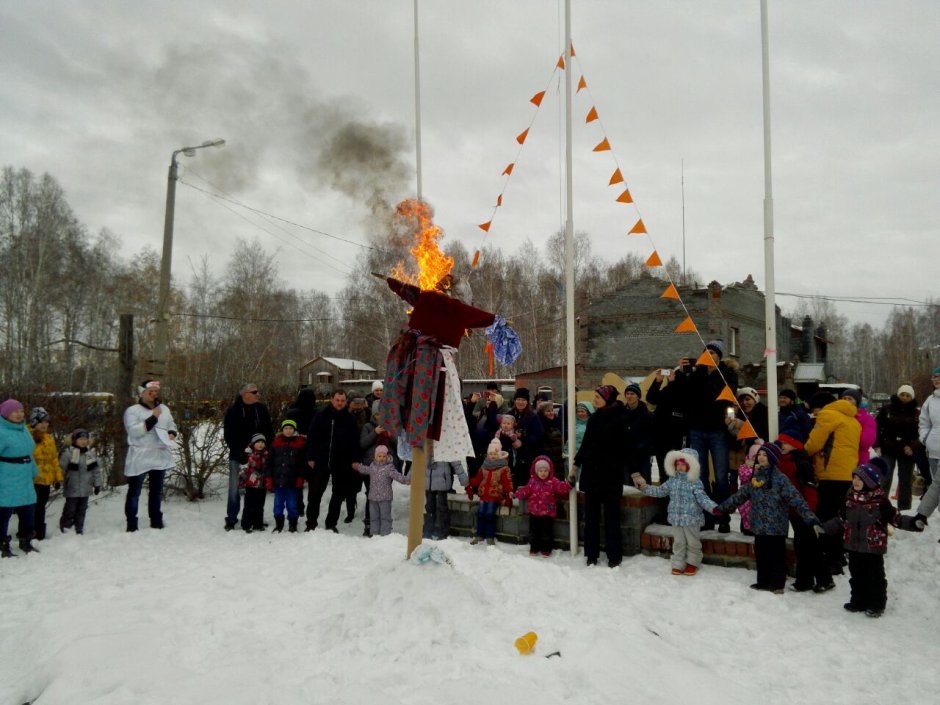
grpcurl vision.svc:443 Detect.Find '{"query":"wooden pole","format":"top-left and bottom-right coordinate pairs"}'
top-left (110, 313), bottom-right (135, 487)
top-left (406, 440), bottom-right (430, 558)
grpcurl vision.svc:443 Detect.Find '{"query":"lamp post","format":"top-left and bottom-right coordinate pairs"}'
top-left (149, 138), bottom-right (225, 384)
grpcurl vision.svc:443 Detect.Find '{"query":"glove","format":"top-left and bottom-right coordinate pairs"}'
top-left (295, 476), bottom-right (305, 489)
top-left (812, 524), bottom-right (825, 538)
top-left (70, 448), bottom-right (81, 464)
top-left (913, 513), bottom-right (927, 532)
top-left (265, 477), bottom-right (273, 491)
top-left (94, 486), bottom-right (101, 495)
top-left (711, 507), bottom-right (723, 516)
top-left (466, 486), bottom-right (474, 499)
top-left (53, 481), bottom-right (61, 490)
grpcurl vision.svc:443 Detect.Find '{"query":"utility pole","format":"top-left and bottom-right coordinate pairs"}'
top-left (111, 313), bottom-right (135, 486)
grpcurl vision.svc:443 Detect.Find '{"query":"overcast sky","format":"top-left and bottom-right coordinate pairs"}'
top-left (1, 1), bottom-right (937, 328)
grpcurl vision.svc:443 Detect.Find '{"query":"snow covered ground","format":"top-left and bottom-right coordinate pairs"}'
top-left (1, 484), bottom-right (936, 705)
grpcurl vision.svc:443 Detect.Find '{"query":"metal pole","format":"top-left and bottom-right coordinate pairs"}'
top-left (761, 0), bottom-right (779, 439)
top-left (681, 159), bottom-right (686, 286)
top-left (150, 152), bottom-right (180, 383)
top-left (414, 0), bottom-right (423, 201)
top-left (563, 0), bottom-right (578, 556)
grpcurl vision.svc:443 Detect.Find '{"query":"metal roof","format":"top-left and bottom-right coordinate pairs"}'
top-left (793, 362), bottom-right (826, 383)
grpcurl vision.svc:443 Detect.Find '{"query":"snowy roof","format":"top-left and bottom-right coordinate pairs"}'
top-left (318, 357), bottom-right (376, 372)
top-left (793, 362), bottom-right (826, 383)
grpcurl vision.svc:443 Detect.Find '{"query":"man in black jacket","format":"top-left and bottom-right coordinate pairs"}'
top-left (304, 389), bottom-right (362, 532)
top-left (622, 383), bottom-right (655, 485)
top-left (222, 383), bottom-right (273, 531)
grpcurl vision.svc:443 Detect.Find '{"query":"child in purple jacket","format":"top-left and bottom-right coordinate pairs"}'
top-left (356, 445), bottom-right (410, 536)
top-left (513, 455), bottom-right (571, 556)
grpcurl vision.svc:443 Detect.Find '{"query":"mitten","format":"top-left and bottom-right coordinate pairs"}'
top-left (265, 477), bottom-right (273, 491)
top-left (295, 476), bottom-right (305, 489)
top-left (812, 524), bottom-right (826, 538)
top-left (94, 486), bottom-right (101, 495)
top-left (53, 481), bottom-right (61, 490)
top-left (912, 513), bottom-right (927, 532)
top-left (466, 486), bottom-right (474, 499)
top-left (70, 447), bottom-right (81, 464)
top-left (711, 507), bottom-right (723, 516)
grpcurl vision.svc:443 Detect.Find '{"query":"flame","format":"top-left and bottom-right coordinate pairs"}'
top-left (390, 199), bottom-right (454, 292)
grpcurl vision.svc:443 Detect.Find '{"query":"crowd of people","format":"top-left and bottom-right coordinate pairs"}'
top-left (2, 354), bottom-right (939, 615)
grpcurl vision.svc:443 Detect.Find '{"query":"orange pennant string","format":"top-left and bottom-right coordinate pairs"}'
top-left (502, 163), bottom-right (514, 175)
top-left (478, 221), bottom-right (492, 233)
top-left (628, 219), bottom-right (647, 235)
top-left (592, 138), bottom-right (611, 152)
top-left (569, 43), bottom-right (576, 57)
top-left (586, 106), bottom-right (598, 123)
top-left (516, 128), bottom-right (529, 144)
top-left (530, 91), bottom-right (545, 107)
top-left (675, 317), bottom-right (697, 334)
top-left (616, 189), bottom-right (633, 204)
top-left (609, 168), bottom-right (623, 185)
top-left (471, 250), bottom-right (481, 268)
top-left (660, 284), bottom-right (680, 300)
top-left (695, 350), bottom-right (717, 368)
top-left (557, 55), bottom-right (565, 69)
top-left (577, 76), bottom-right (587, 92)
top-left (737, 421), bottom-right (758, 440)
top-left (716, 385), bottom-right (737, 402)
top-left (645, 251), bottom-right (663, 267)
top-left (496, 194), bottom-right (503, 207)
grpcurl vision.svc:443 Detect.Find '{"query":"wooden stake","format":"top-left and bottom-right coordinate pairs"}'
top-left (406, 440), bottom-right (430, 558)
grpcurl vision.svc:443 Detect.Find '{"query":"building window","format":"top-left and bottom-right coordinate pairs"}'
top-left (730, 327), bottom-right (740, 357)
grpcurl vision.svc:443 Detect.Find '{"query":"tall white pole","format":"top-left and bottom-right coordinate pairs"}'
top-left (761, 0), bottom-right (779, 439)
top-left (563, 0), bottom-right (578, 556)
top-left (414, 0), bottom-right (423, 201)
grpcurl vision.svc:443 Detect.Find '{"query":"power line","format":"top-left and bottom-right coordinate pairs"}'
top-left (776, 292), bottom-right (937, 308)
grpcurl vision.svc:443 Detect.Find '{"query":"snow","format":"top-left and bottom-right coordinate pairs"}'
top-left (1, 484), bottom-right (936, 705)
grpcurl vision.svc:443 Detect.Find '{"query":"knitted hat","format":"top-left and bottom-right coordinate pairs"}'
top-left (746, 438), bottom-right (766, 463)
top-left (513, 387), bottom-right (531, 402)
top-left (498, 413), bottom-right (516, 427)
top-left (897, 384), bottom-right (915, 399)
top-left (777, 433), bottom-right (804, 451)
top-left (71, 428), bottom-right (89, 442)
top-left (0, 399), bottom-right (24, 419)
top-left (534, 458), bottom-right (551, 473)
top-left (250, 433), bottom-right (266, 446)
top-left (139, 379), bottom-right (161, 395)
top-left (28, 406), bottom-right (50, 426)
top-left (841, 388), bottom-right (862, 406)
top-left (757, 442), bottom-right (782, 468)
top-left (375, 445), bottom-right (389, 457)
top-left (853, 463), bottom-right (881, 489)
top-left (280, 419), bottom-right (297, 430)
top-left (933, 366), bottom-right (940, 375)
top-left (595, 385), bottom-right (619, 403)
top-left (487, 439), bottom-right (505, 457)
top-left (737, 387), bottom-right (760, 404)
top-left (371, 380), bottom-right (383, 392)
top-left (705, 340), bottom-right (725, 359)
top-left (778, 388), bottom-right (798, 403)
top-left (869, 456), bottom-right (890, 479)
top-left (624, 382), bottom-right (642, 397)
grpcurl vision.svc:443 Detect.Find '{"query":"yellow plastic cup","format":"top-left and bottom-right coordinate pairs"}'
top-left (514, 631), bottom-right (538, 655)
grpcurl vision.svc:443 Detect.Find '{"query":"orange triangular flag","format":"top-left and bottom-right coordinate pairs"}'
top-left (716, 385), bottom-right (737, 402)
top-left (478, 221), bottom-right (492, 233)
top-left (616, 189), bottom-right (633, 204)
top-left (737, 421), bottom-right (758, 440)
top-left (593, 138), bottom-right (610, 152)
top-left (645, 251), bottom-right (663, 267)
top-left (695, 350), bottom-right (717, 367)
top-left (496, 194), bottom-right (503, 207)
top-left (471, 250), bottom-right (481, 268)
top-left (530, 91), bottom-right (545, 107)
top-left (557, 55), bottom-right (565, 69)
top-left (516, 128), bottom-right (529, 144)
top-left (660, 284), bottom-right (680, 300)
top-left (628, 219), bottom-right (647, 235)
top-left (502, 163), bottom-right (514, 175)
top-left (675, 316), bottom-right (697, 333)
top-left (586, 106), bottom-right (598, 123)
top-left (570, 43), bottom-right (576, 57)
top-left (577, 76), bottom-right (587, 92)
top-left (609, 168), bottom-right (623, 185)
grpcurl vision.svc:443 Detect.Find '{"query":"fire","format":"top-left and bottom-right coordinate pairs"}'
top-left (390, 198), bottom-right (454, 292)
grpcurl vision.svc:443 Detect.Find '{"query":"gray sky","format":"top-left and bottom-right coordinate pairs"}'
top-left (1, 1), bottom-right (937, 328)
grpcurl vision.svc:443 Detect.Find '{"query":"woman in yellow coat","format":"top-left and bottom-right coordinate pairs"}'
top-left (805, 393), bottom-right (862, 577)
top-left (29, 407), bottom-right (62, 540)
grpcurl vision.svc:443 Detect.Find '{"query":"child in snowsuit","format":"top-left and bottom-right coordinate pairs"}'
top-left (423, 455), bottom-right (468, 540)
top-left (824, 462), bottom-right (917, 617)
top-left (736, 438), bottom-right (764, 536)
top-left (58, 429), bottom-right (101, 535)
top-left (467, 439), bottom-right (514, 545)
top-left (512, 455), bottom-right (571, 556)
top-left (264, 422), bottom-right (306, 533)
top-left (356, 445), bottom-right (410, 536)
top-left (237, 433), bottom-right (267, 532)
top-left (635, 448), bottom-right (717, 575)
top-left (29, 406), bottom-right (61, 540)
top-left (717, 442), bottom-right (822, 593)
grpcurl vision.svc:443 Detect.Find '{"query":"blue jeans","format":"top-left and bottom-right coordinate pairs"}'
top-left (273, 487), bottom-right (299, 521)
top-left (125, 470), bottom-right (165, 522)
top-left (690, 428), bottom-right (730, 509)
top-left (476, 501), bottom-right (499, 538)
top-left (227, 459), bottom-right (242, 524)
top-left (0, 504), bottom-right (35, 540)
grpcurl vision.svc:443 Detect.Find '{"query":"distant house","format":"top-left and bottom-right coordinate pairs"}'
top-left (298, 357), bottom-right (377, 396)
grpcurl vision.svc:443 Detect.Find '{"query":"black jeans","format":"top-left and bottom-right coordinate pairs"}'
top-left (241, 487), bottom-right (266, 530)
top-left (816, 480), bottom-right (852, 572)
top-left (34, 484), bottom-right (51, 537)
top-left (125, 470), bottom-right (165, 523)
top-left (0, 504), bottom-right (35, 540)
top-left (423, 490), bottom-right (450, 539)
top-left (847, 551), bottom-right (887, 611)
top-left (583, 491), bottom-right (622, 563)
top-left (529, 515), bottom-right (556, 553)
top-left (791, 517), bottom-right (830, 588)
top-left (306, 468), bottom-right (348, 529)
top-left (754, 534), bottom-right (788, 589)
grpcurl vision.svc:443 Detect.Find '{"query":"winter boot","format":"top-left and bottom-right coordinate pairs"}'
top-left (18, 538), bottom-right (40, 554)
top-left (126, 517), bottom-right (139, 533)
top-left (274, 516), bottom-right (285, 533)
top-left (35, 523), bottom-right (47, 541)
top-left (1, 536), bottom-right (15, 558)
top-left (913, 513), bottom-right (928, 531)
top-left (150, 515), bottom-right (164, 529)
top-left (288, 519), bottom-right (298, 533)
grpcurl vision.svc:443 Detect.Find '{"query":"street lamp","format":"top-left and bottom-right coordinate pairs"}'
top-left (149, 138), bottom-right (226, 384)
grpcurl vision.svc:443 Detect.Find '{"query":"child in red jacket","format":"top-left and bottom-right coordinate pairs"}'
top-left (264, 420), bottom-right (307, 533)
top-left (513, 455), bottom-right (571, 556)
top-left (467, 440), bottom-right (514, 545)
top-left (239, 434), bottom-right (268, 533)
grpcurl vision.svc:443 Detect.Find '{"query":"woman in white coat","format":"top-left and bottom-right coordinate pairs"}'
top-left (123, 380), bottom-right (177, 531)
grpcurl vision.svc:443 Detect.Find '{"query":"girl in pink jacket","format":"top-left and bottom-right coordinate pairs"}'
top-left (513, 455), bottom-right (571, 556)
